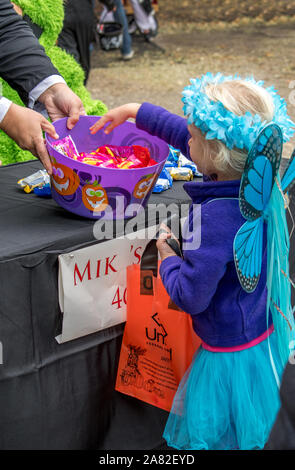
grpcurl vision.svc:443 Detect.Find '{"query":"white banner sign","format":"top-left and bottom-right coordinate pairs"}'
top-left (57, 225), bottom-right (158, 343)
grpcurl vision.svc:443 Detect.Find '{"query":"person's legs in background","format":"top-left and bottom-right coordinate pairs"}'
top-left (113, 0), bottom-right (134, 60)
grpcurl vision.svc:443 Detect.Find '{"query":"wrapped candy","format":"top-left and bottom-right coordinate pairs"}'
top-left (178, 153), bottom-right (201, 176)
top-left (52, 136), bottom-right (157, 169)
top-left (52, 135), bottom-right (79, 160)
top-left (170, 167), bottom-right (194, 181)
top-left (17, 169), bottom-right (50, 193)
top-left (77, 152), bottom-right (117, 167)
top-left (153, 178), bottom-right (170, 193)
top-left (152, 168), bottom-right (173, 193)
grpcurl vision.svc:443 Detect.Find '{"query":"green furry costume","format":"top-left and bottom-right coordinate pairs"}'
top-left (0, 0), bottom-right (107, 165)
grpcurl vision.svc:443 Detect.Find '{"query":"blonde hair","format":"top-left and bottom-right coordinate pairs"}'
top-left (201, 80), bottom-right (275, 175)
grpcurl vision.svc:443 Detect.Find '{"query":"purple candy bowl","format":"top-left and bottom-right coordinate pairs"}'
top-left (45, 116), bottom-right (169, 219)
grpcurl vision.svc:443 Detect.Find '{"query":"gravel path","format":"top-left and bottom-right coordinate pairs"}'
top-left (88, 6), bottom-right (295, 158)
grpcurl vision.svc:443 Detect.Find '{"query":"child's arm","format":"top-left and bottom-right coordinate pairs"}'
top-left (136, 103), bottom-right (190, 158)
top-left (90, 102), bottom-right (191, 159)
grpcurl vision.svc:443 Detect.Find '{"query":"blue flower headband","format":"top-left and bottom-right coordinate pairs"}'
top-left (182, 72), bottom-right (295, 152)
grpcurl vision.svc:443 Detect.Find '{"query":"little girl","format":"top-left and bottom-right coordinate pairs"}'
top-left (90, 73), bottom-right (295, 450)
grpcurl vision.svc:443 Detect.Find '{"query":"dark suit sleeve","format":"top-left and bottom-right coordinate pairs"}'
top-left (0, 0), bottom-right (61, 105)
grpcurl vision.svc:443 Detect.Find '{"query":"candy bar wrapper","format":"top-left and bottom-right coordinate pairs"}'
top-left (164, 163), bottom-right (177, 174)
top-left (147, 158), bottom-right (157, 167)
top-left (178, 153), bottom-right (201, 176)
top-left (152, 178), bottom-right (170, 193)
top-left (123, 154), bottom-right (146, 169)
top-left (165, 161), bottom-right (178, 169)
top-left (168, 146), bottom-right (180, 164)
top-left (79, 144), bottom-right (155, 169)
top-left (98, 160), bottom-right (119, 169)
top-left (132, 145), bottom-right (151, 166)
top-left (117, 160), bottom-right (138, 169)
top-left (17, 169), bottom-right (50, 193)
top-left (152, 168), bottom-right (172, 193)
top-left (96, 145), bottom-right (151, 168)
top-left (52, 135), bottom-right (79, 160)
top-left (78, 153), bottom-right (116, 167)
top-left (90, 145), bottom-right (132, 162)
top-left (170, 167), bottom-right (193, 181)
top-left (33, 184), bottom-right (52, 197)
top-left (52, 137), bottom-right (155, 170)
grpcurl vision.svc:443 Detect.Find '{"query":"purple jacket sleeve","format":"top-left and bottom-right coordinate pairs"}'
top-left (159, 200), bottom-right (240, 315)
top-left (136, 102), bottom-right (191, 160)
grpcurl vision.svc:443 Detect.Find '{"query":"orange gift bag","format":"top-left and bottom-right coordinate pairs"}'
top-left (115, 240), bottom-right (201, 412)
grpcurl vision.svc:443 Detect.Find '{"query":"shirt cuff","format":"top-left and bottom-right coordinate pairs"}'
top-left (0, 97), bottom-right (12, 123)
top-left (28, 75), bottom-right (66, 108)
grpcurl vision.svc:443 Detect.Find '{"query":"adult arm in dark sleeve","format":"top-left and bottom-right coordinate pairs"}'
top-left (0, 0), bottom-right (60, 105)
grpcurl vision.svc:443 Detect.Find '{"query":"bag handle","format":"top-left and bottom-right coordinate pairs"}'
top-left (139, 214), bottom-right (183, 296)
top-left (140, 239), bottom-right (158, 296)
top-left (140, 213), bottom-right (182, 274)
top-left (140, 239), bottom-right (158, 275)
top-left (139, 239), bottom-right (183, 312)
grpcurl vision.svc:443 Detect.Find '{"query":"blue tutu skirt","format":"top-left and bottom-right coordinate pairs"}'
top-left (163, 332), bottom-right (284, 450)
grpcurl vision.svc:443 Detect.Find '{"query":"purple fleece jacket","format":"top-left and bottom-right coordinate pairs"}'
top-left (136, 102), bottom-right (271, 348)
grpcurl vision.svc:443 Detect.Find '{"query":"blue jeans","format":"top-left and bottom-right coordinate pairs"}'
top-left (113, 0), bottom-right (132, 56)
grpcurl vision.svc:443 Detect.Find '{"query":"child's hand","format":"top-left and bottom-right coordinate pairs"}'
top-left (90, 103), bottom-right (141, 135)
top-left (156, 224), bottom-right (180, 261)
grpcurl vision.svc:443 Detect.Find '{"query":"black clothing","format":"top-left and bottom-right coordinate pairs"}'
top-left (58, 0), bottom-right (95, 84)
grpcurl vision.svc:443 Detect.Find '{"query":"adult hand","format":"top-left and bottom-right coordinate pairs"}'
top-left (0, 103), bottom-right (59, 174)
top-left (38, 83), bottom-right (86, 130)
top-left (11, 2), bottom-right (23, 15)
top-left (90, 103), bottom-right (141, 135)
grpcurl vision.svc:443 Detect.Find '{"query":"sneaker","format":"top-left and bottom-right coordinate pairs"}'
top-left (122, 50), bottom-right (134, 61)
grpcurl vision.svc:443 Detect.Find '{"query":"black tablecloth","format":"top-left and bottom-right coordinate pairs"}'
top-left (0, 160), bottom-right (193, 450)
top-left (0, 159), bottom-right (294, 450)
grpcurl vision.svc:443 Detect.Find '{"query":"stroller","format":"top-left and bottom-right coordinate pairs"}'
top-left (97, 0), bottom-right (159, 51)
top-left (124, 0), bottom-right (159, 38)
